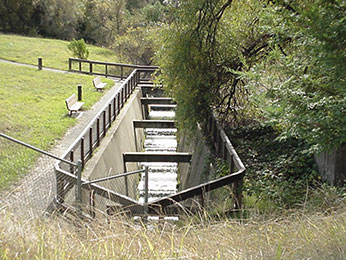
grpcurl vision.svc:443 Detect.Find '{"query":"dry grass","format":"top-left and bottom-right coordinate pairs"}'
top-left (0, 206), bottom-right (345, 260)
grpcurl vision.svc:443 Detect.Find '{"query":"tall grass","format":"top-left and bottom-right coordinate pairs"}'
top-left (0, 62), bottom-right (113, 188)
top-left (0, 34), bottom-right (120, 70)
top-left (0, 206), bottom-right (344, 260)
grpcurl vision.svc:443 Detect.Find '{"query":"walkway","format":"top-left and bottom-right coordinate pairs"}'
top-left (0, 58), bottom-right (124, 216)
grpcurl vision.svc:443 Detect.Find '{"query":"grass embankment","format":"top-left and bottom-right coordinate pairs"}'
top-left (0, 62), bottom-right (113, 188)
top-left (0, 208), bottom-right (345, 259)
top-left (0, 33), bottom-right (119, 70)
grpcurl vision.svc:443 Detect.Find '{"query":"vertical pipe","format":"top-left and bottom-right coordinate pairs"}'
top-left (70, 150), bottom-right (74, 173)
top-left (89, 189), bottom-right (96, 218)
top-left (75, 160), bottom-right (82, 209)
top-left (81, 137), bottom-right (85, 169)
top-left (144, 166), bottom-right (149, 214)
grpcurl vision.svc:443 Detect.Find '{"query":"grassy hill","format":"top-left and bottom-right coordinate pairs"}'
top-left (0, 34), bottom-right (116, 188)
top-left (0, 34), bottom-right (119, 70)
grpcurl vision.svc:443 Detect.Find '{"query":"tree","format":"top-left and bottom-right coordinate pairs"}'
top-left (67, 39), bottom-right (89, 59)
top-left (83, 0), bottom-right (128, 45)
top-left (35, 0), bottom-right (85, 40)
top-left (246, 0), bottom-right (346, 152)
top-left (155, 0), bottom-right (271, 131)
top-left (0, 0), bottom-right (36, 34)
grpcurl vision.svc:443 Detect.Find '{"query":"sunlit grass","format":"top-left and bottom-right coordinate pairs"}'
top-left (0, 205), bottom-right (344, 260)
top-left (0, 62), bottom-right (113, 188)
top-left (0, 33), bottom-right (120, 70)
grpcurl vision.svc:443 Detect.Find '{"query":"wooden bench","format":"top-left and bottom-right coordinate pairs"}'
top-left (65, 94), bottom-right (84, 116)
top-left (93, 76), bottom-right (107, 91)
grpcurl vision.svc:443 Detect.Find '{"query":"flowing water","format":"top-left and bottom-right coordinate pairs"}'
top-left (137, 108), bottom-right (178, 204)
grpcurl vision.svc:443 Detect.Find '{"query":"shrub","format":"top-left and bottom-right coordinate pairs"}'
top-left (67, 39), bottom-right (89, 59)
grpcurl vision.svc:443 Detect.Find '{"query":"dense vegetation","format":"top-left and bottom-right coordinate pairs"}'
top-left (0, 0), bottom-right (168, 65)
top-left (156, 0), bottom-right (346, 153)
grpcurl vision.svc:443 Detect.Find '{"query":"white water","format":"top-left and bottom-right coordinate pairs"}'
top-left (137, 109), bottom-right (178, 203)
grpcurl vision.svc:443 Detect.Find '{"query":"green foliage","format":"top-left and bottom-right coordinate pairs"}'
top-left (0, 0), bottom-right (36, 33)
top-left (113, 26), bottom-right (158, 65)
top-left (67, 38), bottom-right (89, 59)
top-left (155, 0), bottom-right (271, 133)
top-left (246, 0), bottom-right (346, 152)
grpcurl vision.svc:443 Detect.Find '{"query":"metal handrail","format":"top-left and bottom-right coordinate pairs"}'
top-left (0, 133), bottom-right (76, 167)
top-left (82, 168), bottom-right (145, 185)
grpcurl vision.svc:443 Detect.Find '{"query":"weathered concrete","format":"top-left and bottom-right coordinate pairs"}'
top-left (315, 144), bottom-right (346, 186)
top-left (81, 89), bottom-right (145, 212)
top-left (177, 128), bottom-right (211, 191)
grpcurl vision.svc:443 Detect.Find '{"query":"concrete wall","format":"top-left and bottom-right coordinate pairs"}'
top-left (81, 89), bottom-right (145, 211)
top-left (315, 144), bottom-right (346, 186)
top-left (177, 128), bottom-right (211, 191)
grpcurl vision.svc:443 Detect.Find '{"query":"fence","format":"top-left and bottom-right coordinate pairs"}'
top-left (146, 112), bottom-right (246, 214)
top-left (55, 67), bottom-right (157, 215)
top-left (68, 58), bottom-right (158, 79)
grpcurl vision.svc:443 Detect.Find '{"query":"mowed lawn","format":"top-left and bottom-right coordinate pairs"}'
top-left (0, 34), bottom-right (120, 71)
top-left (0, 62), bottom-right (113, 188)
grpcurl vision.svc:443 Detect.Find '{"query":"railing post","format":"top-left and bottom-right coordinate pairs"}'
top-left (108, 104), bottom-right (112, 127)
top-left (89, 61), bottom-right (93, 75)
top-left (89, 127), bottom-right (93, 157)
top-left (144, 166), bottom-right (149, 214)
top-left (105, 64), bottom-right (108, 77)
top-left (96, 118), bottom-right (100, 146)
top-left (75, 160), bottom-right (82, 210)
top-left (121, 66), bottom-right (124, 79)
top-left (79, 61), bottom-right (82, 72)
top-left (81, 137), bottom-right (85, 169)
top-left (69, 58), bottom-right (72, 71)
top-left (70, 150), bottom-right (74, 173)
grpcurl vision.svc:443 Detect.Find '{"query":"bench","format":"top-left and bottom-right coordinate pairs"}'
top-left (65, 94), bottom-right (84, 116)
top-left (93, 76), bottom-right (107, 91)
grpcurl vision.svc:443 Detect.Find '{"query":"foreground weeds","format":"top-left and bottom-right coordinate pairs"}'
top-left (0, 205), bottom-right (345, 260)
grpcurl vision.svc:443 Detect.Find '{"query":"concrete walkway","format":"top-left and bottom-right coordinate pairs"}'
top-left (0, 58), bottom-right (125, 217)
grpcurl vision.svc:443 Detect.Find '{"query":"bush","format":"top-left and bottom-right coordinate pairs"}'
top-left (67, 39), bottom-right (89, 59)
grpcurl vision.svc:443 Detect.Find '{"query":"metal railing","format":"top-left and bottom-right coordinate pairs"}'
top-left (69, 58), bottom-right (158, 79)
top-left (146, 112), bottom-right (246, 214)
top-left (54, 66), bottom-right (157, 214)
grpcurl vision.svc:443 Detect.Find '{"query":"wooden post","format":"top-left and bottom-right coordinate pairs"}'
top-left (38, 57), bottom-right (42, 70)
top-left (69, 58), bottom-right (72, 71)
top-left (89, 62), bottom-right (93, 75)
top-left (77, 85), bottom-right (82, 101)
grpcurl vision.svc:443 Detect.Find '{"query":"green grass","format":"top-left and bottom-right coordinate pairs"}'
top-left (0, 62), bottom-right (113, 188)
top-left (0, 33), bottom-right (120, 70)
